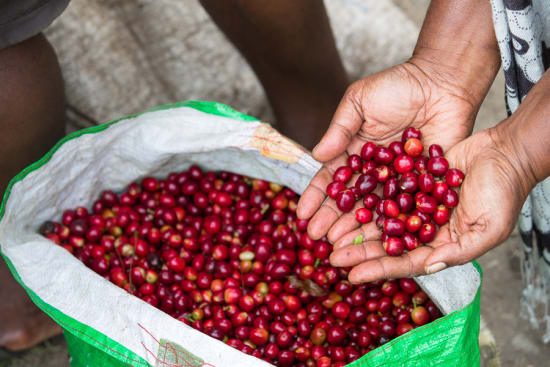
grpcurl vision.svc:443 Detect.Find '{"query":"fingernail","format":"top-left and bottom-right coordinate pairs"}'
top-left (426, 262), bottom-right (447, 274)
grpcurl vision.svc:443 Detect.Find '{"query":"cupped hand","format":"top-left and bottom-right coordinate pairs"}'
top-left (329, 127), bottom-right (533, 283)
top-left (297, 59), bottom-right (480, 241)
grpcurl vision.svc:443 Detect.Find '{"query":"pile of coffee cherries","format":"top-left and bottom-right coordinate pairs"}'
top-left (326, 128), bottom-right (464, 256)
top-left (41, 167), bottom-right (441, 366)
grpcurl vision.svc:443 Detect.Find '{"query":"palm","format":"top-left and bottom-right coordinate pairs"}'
top-left (327, 130), bottom-right (528, 283)
top-left (351, 63), bottom-right (474, 150)
top-left (298, 62), bottom-right (477, 242)
top-left (437, 130), bottom-right (524, 255)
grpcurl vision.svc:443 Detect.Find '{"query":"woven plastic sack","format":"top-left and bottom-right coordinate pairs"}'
top-left (0, 101), bottom-right (482, 366)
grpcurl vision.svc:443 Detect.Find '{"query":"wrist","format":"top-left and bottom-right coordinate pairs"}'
top-left (491, 92), bottom-right (550, 196)
top-left (410, 0), bottom-right (501, 112)
top-left (407, 45), bottom-right (500, 113)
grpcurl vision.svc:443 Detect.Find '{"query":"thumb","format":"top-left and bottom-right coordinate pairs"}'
top-left (423, 224), bottom-right (494, 274)
top-left (312, 87), bottom-right (363, 162)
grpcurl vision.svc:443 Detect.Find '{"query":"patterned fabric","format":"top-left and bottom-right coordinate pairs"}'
top-left (490, 0), bottom-right (550, 343)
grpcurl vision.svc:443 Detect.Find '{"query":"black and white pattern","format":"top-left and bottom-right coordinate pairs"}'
top-left (490, 0), bottom-right (550, 343)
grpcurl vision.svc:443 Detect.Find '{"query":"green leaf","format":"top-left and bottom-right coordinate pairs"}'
top-left (352, 234), bottom-right (364, 245)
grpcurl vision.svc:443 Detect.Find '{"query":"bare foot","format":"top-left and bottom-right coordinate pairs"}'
top-left (0, 260), bottom-right (62, 351)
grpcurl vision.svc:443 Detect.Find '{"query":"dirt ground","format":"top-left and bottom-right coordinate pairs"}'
top-left (3, 1), bottom-right (550, 366)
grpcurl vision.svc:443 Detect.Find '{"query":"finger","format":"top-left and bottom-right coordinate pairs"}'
top-left (347, 246), bottom-right (435, 283)
top-left (307, 198), bottom-right (342, 240)
top-left (333, 223), bottom-right (381, 250)
top-left (296, 155), bottom-right (348, 220)
top-left (312, 85), bottom-right (363, 162)
top-left (330, 241), bottom-right (386, 267)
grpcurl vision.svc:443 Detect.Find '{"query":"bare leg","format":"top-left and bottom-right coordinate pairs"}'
top-left (0, 34), bottom-right (65, 351)
top-left (200, 0), bottom-right (348, 150)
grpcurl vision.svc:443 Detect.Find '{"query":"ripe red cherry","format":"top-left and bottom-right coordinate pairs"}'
top-left (383, 178), bottom-right (398, 199)
top-left (445, 168), bottom-right (464, 187)
top-left (350, 289), bottom-right (367, 306)
top-left (383, 200), bottom-right (400, 218)
top-left (167, 256), bottom-right (185, 272)
top-left (355, 174), bottom-right (377, 195)
top-left (380, 320), bottom-right (396, 337)
top-left (428, 144), bottom-right (444, 158)
top-left (411, 306), bottom-right (430, 326)
top-left (399, 278), bottom-right (418, 294)
top-left (384, 218), bottom-right (405, 236)
top-left (419, 223), bottom-right (436, 243)
top-left (363, 193), bottom-right (380, 209)
top-left (406, 215), bottom-right (422, 233)
top-left (433, 205), bottom-right (451, 225)
top-left (418, 173), bottom-right (435, 193)
top-left (333, 166), bottom-right (353, 183)
top-left (357, 331), bottom-right (372, 348)
top-left (389, 141), bottom-right (405, 156)
top-left (402, 233), bottom-right (421, 251)
top-left (141, 177), bottom-right (159, 192)
top-left (392, 291), bottom-right (411, 308)
top-left (399, 173), bottom-right (418, 193)
top-left (277, 350), bottom-right (295, 367)
top-left (383, 237), bottom-right (404, 256)
top-left (394, 155), bottom-right (414, 174)
top-left (404, 138), bottom-right (423, 157)
top-left (335, 190), bottom-right (356, 213)
top-left (355, 208), bottom-right (373, 224)
top-left (416, 195), bottom-right (437, 214)
top-left (414, 156), bottom-right (428, 173)
top-left (347, 154), bottom-right (362, 172)
top-left (264, 342), bottom-right (279, 360)
top-left (396, 193), bottom-right (413, 212)
top-left (433, 180), bottom-right (449, 202)
top-left (360, 142), bottom-right (376, 161)
top-left (326, 326), bottom-right (346, 345)
top-left (396, 322), bottom-right (414, 336)
top-left (401, 127), bottom-right (421, 142)
top-left (362, 160), bottom-right (376, 174)
top-left (249, 327), bottom-right (269, 345)
top-left (381, 280), bottom-right (399, 296)
top-left (427, 157), bottom-right (449, 176)
top-left (276, 330), bottom-right (293, 348)
top-left (373, 166), bottom-right (390, 183)
top-left (374, 146), bottom-right (394, 165)
top-left (332, 301), bottom-right (351, 319)
top-left (443, 189), bottom-right (459, 208)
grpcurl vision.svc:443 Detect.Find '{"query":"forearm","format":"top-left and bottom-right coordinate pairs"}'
top-left (410, 0), bottom-right (501, 109)
top-left (495, 69), bottom-right (550, 195)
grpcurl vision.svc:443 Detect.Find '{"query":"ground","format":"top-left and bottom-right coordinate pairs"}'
top-left (3, 1), bottom-right (550, 366)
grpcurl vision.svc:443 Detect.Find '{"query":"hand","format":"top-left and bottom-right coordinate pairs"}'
top-left (329, 127), bottom-right (533, 282)
top-left (297, 59), bottom-right (480, 242)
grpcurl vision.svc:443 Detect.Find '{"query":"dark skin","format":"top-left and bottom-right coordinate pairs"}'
top-left (0, 33), bottom-right (65, 350)
top-left (298, 0), bottom-right (550, 282)
top-left (199, 0), bottom-right (349, 149)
